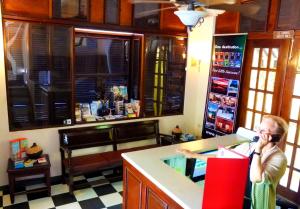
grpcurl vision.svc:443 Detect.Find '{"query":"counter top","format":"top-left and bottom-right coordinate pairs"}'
top-left (121, 134), bottom-right (249, 209)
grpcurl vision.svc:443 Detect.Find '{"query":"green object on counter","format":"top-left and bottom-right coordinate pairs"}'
top-left (163, 155), bottom-right (186, 175)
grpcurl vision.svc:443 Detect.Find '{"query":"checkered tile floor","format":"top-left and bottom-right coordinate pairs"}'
top-left (0, 171), bottom-right (123, 209)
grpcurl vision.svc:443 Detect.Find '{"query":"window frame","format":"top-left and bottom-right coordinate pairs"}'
top-left (52, 0), bottom-right (90, 21)
top-left (73, 32), bottom-right (139, 124)
top-left (239, 0), bottom-right (271, 33)
top-left (143, 35), bottom-right (187, 117)
top-left (3, 19), bottom-right (74, 131)
top-left (277, 37), bottom-right (300, 203)
top-left (104, 0), bottom-right (120, 25)
top-left (276, 0), bottom-right (300, 30)
top-left (3, 19), bottom-right (188, 131)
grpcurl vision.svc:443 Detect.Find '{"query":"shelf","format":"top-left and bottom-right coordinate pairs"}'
top-left (75, 116), bottom-right (143, 125)
top-left (75, 73), bottom-right (129, 77)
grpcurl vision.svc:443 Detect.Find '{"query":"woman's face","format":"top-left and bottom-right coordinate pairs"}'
top-left (257, 118), bottom-right (277, 136)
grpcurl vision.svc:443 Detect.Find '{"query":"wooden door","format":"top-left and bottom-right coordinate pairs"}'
top-left (238, 37), bottom-right (300, 204)
top-left (238, 39), bottom-right (290, 130)
top-left (278, 37), bottom-right (300, 204)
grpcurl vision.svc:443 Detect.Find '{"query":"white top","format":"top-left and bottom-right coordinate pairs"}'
top-left (122, 133), bottom-right (250, 209)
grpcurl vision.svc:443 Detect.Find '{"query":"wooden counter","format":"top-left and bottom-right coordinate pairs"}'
top-left (121, 134), bottom-right (250, 209)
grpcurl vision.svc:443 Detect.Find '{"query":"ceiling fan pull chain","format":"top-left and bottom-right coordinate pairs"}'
top-left (195, 17), bottom-right (204, 28)
top-left (189, 17), bottom-right (205, 32)
top-left (199, 17), bottom-right (204, 24)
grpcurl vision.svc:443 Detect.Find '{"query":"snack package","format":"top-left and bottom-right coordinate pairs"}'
top-left (131, 100), bottom-right (140, 117)
top-left (125, 103), bottom-right (136, 117)
top-left (115, 101), bottom-right (124, 115)
top-left (37, 157), bottom-right (47, 164)
top-left (75, 103), bottom-right (82, 122)
top-left (9, 138), bottom-right (28, 161)
top-left (90, 100), bottom-right (101, 116)
top-left (14, 159), bottom-right (24, 169)
top-left (24, 159), bottom-right (37, 167)
top-left (81, 103), bottom-right (91, 120)
top-left (120, 86), bottom-right (128, 100)
top-left (112, 86), bottom-right (128, 101)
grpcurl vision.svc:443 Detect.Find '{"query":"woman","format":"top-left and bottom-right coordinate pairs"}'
top-left (178, 115), bottom-right (288, 209)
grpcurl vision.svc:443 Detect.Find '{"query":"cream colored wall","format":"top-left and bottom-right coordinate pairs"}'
top-left (183, 16), bottom-right (216, 136)
top-left (0, 14), bottom-right (215, 186)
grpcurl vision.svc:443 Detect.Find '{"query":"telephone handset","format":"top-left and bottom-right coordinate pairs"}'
top-left (252, 134), bottom-right (281, 143)
top-left (253, 136), bottom-right (259, 142)
top-left (270, 134), bottom-right (281, 142)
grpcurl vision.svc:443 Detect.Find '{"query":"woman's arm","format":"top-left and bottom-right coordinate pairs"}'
top-left (250, 134), bottom-right (270, 183)
top-left (250, 151), bottom-right (263, 183)
top-left (177, 149), bottom-right (216, 162)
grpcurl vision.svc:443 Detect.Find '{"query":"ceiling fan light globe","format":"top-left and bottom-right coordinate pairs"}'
top-left (174, 10), bottom-right (208, 27)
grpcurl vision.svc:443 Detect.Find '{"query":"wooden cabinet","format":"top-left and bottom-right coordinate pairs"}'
top-left (2, 0), bottom-right (185, 33)
top-left (52, 0), bottom-right (89, 20)
top-left (215, 0), bottom-right (279, 33)
top-left (123, 159), bottom-right (183, 209)
top-left (215, 0), bottom-right (270, 34)
top-left (90, 0), bottom-right (104, 23)
top-left (277, 0), bottom-right (300, 30)
top-left (104, 0), bottom-right (119, 24)
top-left (215, 12), bottom-right (239, 34)
top-left (160, 5), bottom-right (185, 32)
top-left (120, 0), bottom-right (133, 26)
top-left (3, 0), bottom-right (50, 18)
top-left (133, 3), bottom-right (160, 29)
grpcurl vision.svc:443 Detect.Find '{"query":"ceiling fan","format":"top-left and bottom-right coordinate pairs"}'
top-left (130, 0), bottom-right (261, 31)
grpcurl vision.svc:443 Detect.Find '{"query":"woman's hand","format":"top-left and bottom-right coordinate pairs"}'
top-left (176, 148), bottom-right (196, 158)
top-left (255, 133), bottom-right (271, 152)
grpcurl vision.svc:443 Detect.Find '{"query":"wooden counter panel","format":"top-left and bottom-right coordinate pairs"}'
top-left (146, 188), bottom-right (168, 209)
top-left (123, 159), bottom-right (183, 209)
top-left (124, 165), bottom-right (143, 209)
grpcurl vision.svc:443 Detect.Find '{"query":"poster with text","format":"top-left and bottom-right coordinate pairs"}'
top-left (202, 34), bottom-right (247, 138)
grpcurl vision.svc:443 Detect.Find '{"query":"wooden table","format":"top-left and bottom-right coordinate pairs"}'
top-left (160, 134), bottom-right (199, 145)
top-left (7, 154), bottom-right (51, 203)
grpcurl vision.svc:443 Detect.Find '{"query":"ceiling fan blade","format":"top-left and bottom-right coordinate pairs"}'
top-left (208, 2), bottom-right (261, 19)
top-left (197, 0), bottom-right (237, 6)
top-left (135, 5), bottom-right (178, 18)
top-left (129, 0), bottom-right (173, 4)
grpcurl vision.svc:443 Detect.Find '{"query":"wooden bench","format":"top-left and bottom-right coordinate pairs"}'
top-left (59, 120), bottom-right (161, 194)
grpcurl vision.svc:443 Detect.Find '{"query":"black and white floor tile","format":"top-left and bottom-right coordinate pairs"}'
top-left (0, 171), bottom-right (123, 209)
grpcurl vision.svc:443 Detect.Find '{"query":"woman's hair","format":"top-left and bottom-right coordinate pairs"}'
top-left (263, 115), bottom-right (289, 138)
